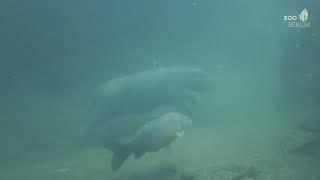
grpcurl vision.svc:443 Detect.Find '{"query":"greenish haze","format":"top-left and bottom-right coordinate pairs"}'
top-left (0, 0), bottom-right (319, 179)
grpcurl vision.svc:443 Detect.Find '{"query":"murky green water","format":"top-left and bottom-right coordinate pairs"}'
top-left (0, 0), bottom-right (319, 179)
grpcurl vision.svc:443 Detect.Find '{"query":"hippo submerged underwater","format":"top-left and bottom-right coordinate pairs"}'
top-left (84, 66), bottom-right (209, 149)
top-left (105, 112), bottom-right (192, 171)
top-left (93, 67), bottom-right (210, 121)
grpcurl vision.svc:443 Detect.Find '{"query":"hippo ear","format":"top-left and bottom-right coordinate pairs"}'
top-left (176, 130), bottom-right (184, 138)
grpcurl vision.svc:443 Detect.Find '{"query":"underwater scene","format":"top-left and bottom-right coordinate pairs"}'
top-left (0, 0), bottom-right (319, 180)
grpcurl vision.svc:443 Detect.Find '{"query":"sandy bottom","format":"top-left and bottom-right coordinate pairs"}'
top-left (1, 108), bottom-right (319, 180)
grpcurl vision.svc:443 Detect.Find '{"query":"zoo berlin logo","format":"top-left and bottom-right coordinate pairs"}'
top-left (284, 8), bottom-right (310, 28)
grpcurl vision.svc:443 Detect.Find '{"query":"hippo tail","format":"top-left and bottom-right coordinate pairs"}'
top-left (105, 141), bottom-right (131, 171)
